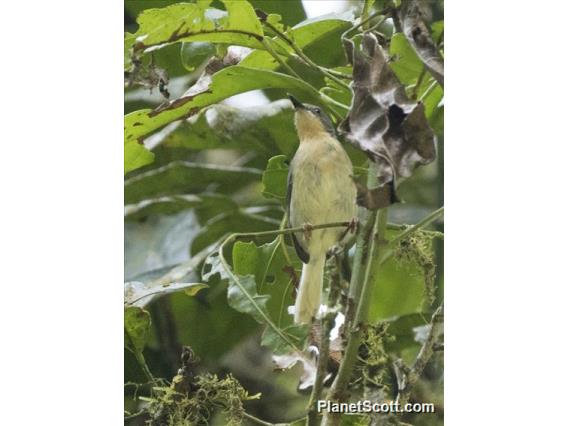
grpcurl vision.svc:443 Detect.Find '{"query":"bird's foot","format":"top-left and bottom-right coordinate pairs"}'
top-left (347, 217), bottom-right (359, 234)
top-left (302, 222), bottom-right (314, 241)
top-left (340, 217), bottom-right (359, 240)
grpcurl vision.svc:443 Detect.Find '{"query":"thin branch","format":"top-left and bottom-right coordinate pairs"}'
top-left (242, 412), bottom-right (275, 426)
top-left (262, 20), bottom-right (352, 92)
top-left (260, 37), bottom-right (301, 79)
top-left (387, 207), bottom-right (444, 249)
top-left (395, 304), bottom-right (444, 405)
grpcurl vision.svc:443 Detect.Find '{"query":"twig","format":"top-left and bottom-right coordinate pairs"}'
top-left (386, 207), bottom-right (444, 249)
top-left (395, 304), bottom-right (444, 405)
top-left (262, 20), bottom-right (352, 92)
top-left (243, 412), bottom-right (275, 426)
top-left (261, 37), bottom-right (301, 79)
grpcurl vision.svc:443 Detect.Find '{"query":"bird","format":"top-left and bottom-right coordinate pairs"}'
top-left (287, 95), bottom-right (357, 324)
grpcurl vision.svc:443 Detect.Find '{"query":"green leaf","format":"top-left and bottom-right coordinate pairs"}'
top-left (125, 281), bottom-right (208, 308)
top-left (232, 239), bottom-right (303, 340)
top-left (248, 0), bottom-right (306, 26)
top-left (124, 161), bottom-right (262, 205)
top-left (124, 66), bottom-right (319, 145)
top-left (124, 306), bottom-right (151, 354)
top-left (227, 274), bottom-right (270, 324)
top-left (125, 140), bottom-right (154, 175)
top-left (124, 32), bottom-right (136, 69)
top-left (160, 100), bottom-right (298, 156)
top-left (368, 238), bottom-right (429, 321)
top-left (261, 324), bottom-right (308, 355)
top-left (383, 313), bottom-right (429, 352)
top-left (240, 16), bottom-right (352, 71)
top-left (124, 193), bottom-right (237, 221)
top-left (421, 78), bottom-right (444, 119)
top-left (431, 20), bottom-right (444, 45)
top-left (131, 0), bottom-right (264, 55)
top-left (262, 155), bottom-right (289, 201)
top-left (389, 33), bottom-right (423, 85)
top-left (180, 41), bottom-right (216, 72)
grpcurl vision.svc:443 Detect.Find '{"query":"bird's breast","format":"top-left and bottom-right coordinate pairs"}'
top-left (290, 138), bottom-right (356, 228)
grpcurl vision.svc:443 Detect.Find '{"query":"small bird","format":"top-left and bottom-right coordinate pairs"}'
top-left (287, 95), bottom-right (357, 324)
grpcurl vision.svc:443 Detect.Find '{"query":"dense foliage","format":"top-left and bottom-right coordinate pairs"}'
top-left (125, 1), bottom-right (444, 425)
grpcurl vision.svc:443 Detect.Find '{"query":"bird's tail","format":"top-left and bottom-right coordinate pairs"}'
top-left (294, 256), bottom-right (325, 324)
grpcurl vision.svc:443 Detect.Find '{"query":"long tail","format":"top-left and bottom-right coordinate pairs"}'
top-left (294, 256), bottom-right (325, 324)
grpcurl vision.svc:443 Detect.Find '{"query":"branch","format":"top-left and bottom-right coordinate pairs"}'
top-left (260, 37), bottom-right (301, 79)
top-left (322, 162), bottom-right (387, 426)
top-left (386, 207), bottom-right (444, 249)
top-left (261, 20), bottom-right (352, 92)
top-left (307, 253), bottom-right (343, 425)
top-left (242, 412), bottom-right (276, 426)
top-left (395, 304), bottom-right (444, 405)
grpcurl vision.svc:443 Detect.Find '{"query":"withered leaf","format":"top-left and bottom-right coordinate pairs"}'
top-left (340, 32), bottom-right (436, 209)
top-left (400, 0), bottom-right (444, 87)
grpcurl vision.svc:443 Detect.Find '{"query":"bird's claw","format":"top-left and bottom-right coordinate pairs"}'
top-left (340, 217), bottom-right (358, 240)
top-left (303, 222), bottom-right (314, 241)
top-left (347, 217), bottom-right (359, 234)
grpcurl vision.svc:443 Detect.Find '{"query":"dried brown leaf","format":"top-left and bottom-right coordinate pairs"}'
top-left (400, 0), bottom-right (444, 87)
top-left (340, 32), bottom-right (436, 209)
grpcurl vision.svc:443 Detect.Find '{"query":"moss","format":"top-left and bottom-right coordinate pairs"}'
top-left (394, 229), bottom-right (436, 305)
top-left (356, 323), bottom-right (394, 397)
top-left (145, 373), bottom-right (259, 426)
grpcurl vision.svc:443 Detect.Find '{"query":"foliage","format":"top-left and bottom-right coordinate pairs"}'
top-left (125, 1), bottom-right (444, 425)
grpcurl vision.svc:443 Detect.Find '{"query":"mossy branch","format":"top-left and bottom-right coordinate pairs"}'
top-left (394, 304), bottom-right (444, 406)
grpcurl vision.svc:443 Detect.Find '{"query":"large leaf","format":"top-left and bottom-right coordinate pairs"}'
top-left (124, 306), bottom-right (151, 354)
top-left (124, 66), bottom-right (319, 145)
top-left (125, 140), bottom-right (155, 175)
top-left (124, 161), bottom-right (262, 204)
top-left (249, 0), bottom-right (306, 26)
top-left (125, 281), bottom-right (208, 308)
top-left (227, 274), bottom-right (270, 324)
top-left (130, 0), bottom-right (265, 56)
top-left (232, 239), bottom-right (307, 354)
top-left (240, 15), bottom-right (352, 71)
top-left (340, 32), bottom-right (436, 209)
top-left (158, 100), bottom-right (298, 156)
top-left (125, 193), bottom-right (237, 222)
top-left (389, 33), bottom-right (423, 86)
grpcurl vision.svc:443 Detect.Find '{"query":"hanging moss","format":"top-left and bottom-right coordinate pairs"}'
top-left (394, 229), bottom-right (436, 305)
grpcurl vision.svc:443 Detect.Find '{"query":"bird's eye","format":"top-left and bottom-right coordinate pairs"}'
top-left (313, 108), bottom-right (321, 114)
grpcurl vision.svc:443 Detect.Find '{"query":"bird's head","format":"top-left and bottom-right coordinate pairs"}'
top-left (288, 95), bottom-right (335, 140)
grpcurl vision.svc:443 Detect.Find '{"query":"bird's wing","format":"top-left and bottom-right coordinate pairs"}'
top-left (286, 168), bottom-right (310, 264)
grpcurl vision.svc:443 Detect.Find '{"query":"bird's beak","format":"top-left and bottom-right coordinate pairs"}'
top-left (288, 94), bottom-right (305, 110)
